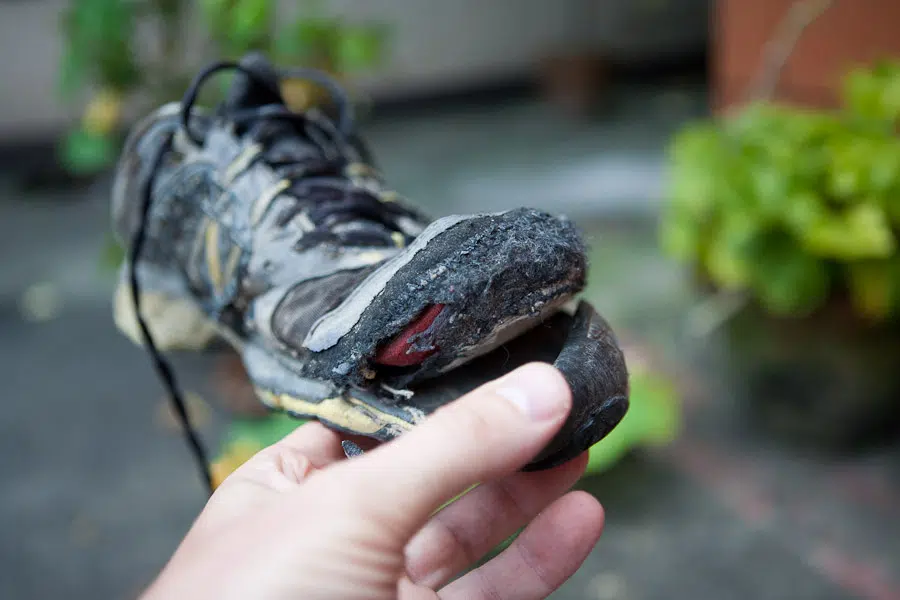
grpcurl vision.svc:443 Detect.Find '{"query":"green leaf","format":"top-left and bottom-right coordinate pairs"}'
top-left (229, 0), bottom-right (273, 53)
top-left (666, 122), bottom-right (730, 219)
top-left (748, 232), bottom-right (830, 315)
top-left (844, 68), bottom-right (882, 120)
top-left (335, 25), bottom-right (388, 72)
top-left (59, 0), bottom-right (141, 92)
top-left (585, 369), bottom-right (680, 475)
top-left (827, 136), bottom-right (876, 201)
top-left (659, 212), bottom-right (702, 262)
top-left (199, 0), bottom-right (234, 41)
top-left (843, 60), bottom-right (900, 125)
top-left (276, 17), bottom-right (340, 66)
top-left (783, 191), bottom-right (827, 234)
top-left (801, 203), bottom-right (895, 260)
top-left (58, 128), bottom-right (117, 175)
top-left (702, 215), bottom-right (759, 289)
top-left (867, 139), bottom-right (900, 196)
top-left (751, 164), bottom-right (792, 216)
top-left (668, 122), bottom-right (728, 173)
top-left (225, 413), bottom-right (306, 450)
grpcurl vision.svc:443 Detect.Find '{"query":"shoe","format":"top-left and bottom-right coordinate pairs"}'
top-left (111, 52), bottom-right (629, 474)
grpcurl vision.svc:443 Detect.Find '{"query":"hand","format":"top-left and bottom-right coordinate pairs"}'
top-left (142, 363), bottom-right (604, 599)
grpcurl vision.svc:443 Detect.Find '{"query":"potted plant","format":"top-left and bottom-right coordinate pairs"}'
top-left (660, 59), bottom-right (900, 448)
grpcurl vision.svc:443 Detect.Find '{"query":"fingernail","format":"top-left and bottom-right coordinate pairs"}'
top-left (496, 363), bottom-right (569, 421)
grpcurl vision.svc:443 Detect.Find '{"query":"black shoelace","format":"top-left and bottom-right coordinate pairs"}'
top-left (130, 60), bottom-right (384, 495)
top-left (131, 133), bottom-right (214, 493)
top-left (183, 62), bottom-right (419, 246)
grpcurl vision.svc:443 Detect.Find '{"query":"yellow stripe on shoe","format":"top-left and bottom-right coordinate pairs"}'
top-left (255, 388), bottom-right (419, 437)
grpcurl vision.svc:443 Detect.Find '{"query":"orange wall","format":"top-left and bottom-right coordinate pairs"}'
top-left (713, 0), bottom-right (900, 111)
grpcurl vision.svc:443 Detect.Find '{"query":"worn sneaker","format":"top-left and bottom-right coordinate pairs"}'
top-left (111, 53), bottom-right (629, 472)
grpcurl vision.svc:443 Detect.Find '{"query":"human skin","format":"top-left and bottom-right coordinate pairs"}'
top-left (142, 362), bottom-right (605, 599)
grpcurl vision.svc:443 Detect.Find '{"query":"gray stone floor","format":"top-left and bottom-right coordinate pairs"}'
top-left (3, 82), bottom-right (899, 600)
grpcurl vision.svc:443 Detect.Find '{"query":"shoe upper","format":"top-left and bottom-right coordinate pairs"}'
top-left (112, 52), bottom-right (588, 396)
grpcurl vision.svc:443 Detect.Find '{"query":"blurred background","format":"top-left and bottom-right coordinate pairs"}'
top-left (2, 0), bottom-right (900, 598)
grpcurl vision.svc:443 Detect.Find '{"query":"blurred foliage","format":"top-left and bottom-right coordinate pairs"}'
top-left (58, 0), bottom-right (390, 175)
top-left (661, 60), bottom-right (900, 320)
top-left (585, 365), bottom-right (680, 475)
top-left (99, 231), bottom-right (127, 273)
top-left (210, 414), bottom-right (301, 488)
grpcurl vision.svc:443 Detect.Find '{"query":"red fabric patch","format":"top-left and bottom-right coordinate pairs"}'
top-left (374, 304), bottom-right (445, 367)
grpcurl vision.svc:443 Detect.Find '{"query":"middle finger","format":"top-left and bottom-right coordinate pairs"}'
top-left (404, 452), bottom-right (588, 589)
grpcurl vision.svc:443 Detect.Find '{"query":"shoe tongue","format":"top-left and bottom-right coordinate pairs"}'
top-left (224, 52), bottom-right (286, 110)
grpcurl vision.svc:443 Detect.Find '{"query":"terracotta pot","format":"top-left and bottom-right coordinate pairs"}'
top-left (716, 297), bottom-right (900, 450)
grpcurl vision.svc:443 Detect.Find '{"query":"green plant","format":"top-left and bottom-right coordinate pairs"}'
top-left (584, 367), bottom-right (679, 474)
top-left (661, 60), bottom-right (900, 320)
top-left (58, 0), bottom-right (390, 175)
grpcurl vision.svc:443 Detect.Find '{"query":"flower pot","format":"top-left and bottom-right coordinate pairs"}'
top-left (717, 298), bottom-right (900, 450)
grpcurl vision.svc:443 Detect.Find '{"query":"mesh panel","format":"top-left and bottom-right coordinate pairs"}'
top-left (271, 268), bottom-right (372, 348)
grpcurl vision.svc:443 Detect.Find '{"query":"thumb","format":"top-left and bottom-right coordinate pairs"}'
top-left (332, 362), bottom-right (572, 537)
